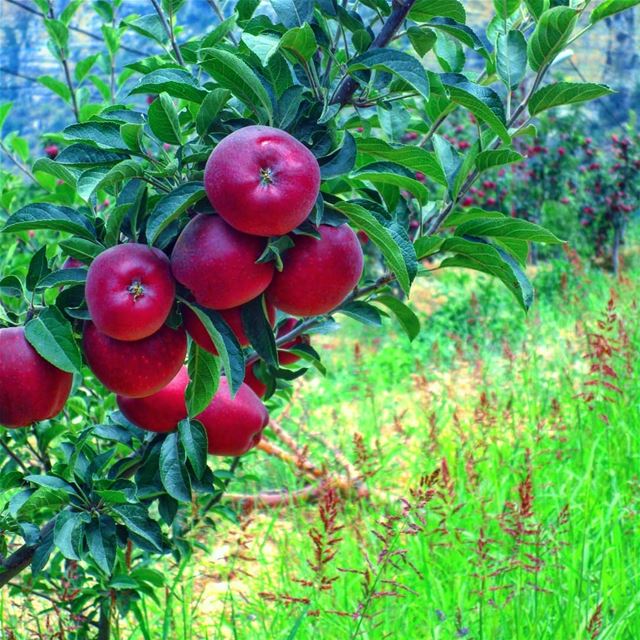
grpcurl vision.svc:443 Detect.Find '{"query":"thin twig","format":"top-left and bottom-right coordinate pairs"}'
top-left (0, 141), bottom-right (37, 183)
top-left (0, 438), bottom-right (29, 473)
top-left (150, 0), bottom-right (186, 66)
top-left (205, 0), bottom-right (238, 45)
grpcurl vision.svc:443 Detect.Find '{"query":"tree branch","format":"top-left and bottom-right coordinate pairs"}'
top-left (150, 0), bottom-right (186, 66)
top-left (330, 0), bottom-right (417, 106)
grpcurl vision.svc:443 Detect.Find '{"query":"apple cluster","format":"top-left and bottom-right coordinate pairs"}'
top-left (0, 126), bottom-right (364, 457)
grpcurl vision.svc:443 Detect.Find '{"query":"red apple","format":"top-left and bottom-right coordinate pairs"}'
top-left (0, 327), bottom-right (73, 428)
top-left (204, 125), bottom-right (321, 237)
top-left (277, 318), bottom-right (310, 365)
top-left (199, 378), bottom-right (269, 456)
top-left (171, 215), bottom-right (274, 310)
top-left (117, 368), bottom-right (268, 456)
top-left (83, 322), bottom-right (186, 398)
top-left (182, 298), bottom-right (276, 354)
top-left (267, 224), bottom-right (363, 316)
top-left (117, 366), bottom-right (189, 433)
top-left (85, 244), bottom-right (175, 341)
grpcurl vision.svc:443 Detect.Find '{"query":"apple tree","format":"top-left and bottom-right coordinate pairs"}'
top-left (0, 0), bottom-right (637, 635)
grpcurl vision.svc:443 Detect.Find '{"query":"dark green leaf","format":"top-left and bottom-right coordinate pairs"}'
top-left (528, 82), bottom-right (615, 115)
top-left (475, 149), bottom-right (524, 172)
top-left (591, 0), bottom-right (640, 23)
top-left (269, 0), bottom-right (313, 28)
top-left (352, 162), bottom-right (430, 205)
top-left (496, 30), bottom-right (527, 89)
top-left (455, 216), bottom-right (563, 243)
top-left (86, 515), bottom-right (117, 574)
top-left (146, 182), bottom-right (204, 245)
top-left (338, 301), bottom-right (384, 326)
top-left (527, 7), bottom-right (578, 72)
top-left (148, 92), bottom-right (182, 144)
top-left (159, 432), bottom-right (192, 502)
top-left (25, 307), bottom-right (82, 373)
top-left (178, 419), bottom-right (208, 480)
top-left (2, 203), bottom-right (95, 239)
top-left (410, 0), bottom-right (466, 23)
top-left (372, 294), bottom-right (421, 341)
top-left (320, 133), bottom-right (357, 180)
top-left (111, 504), bottom-right (163, 551)
top-left (129, 68), bottom-right (206, 103)
top-left (185, 343), bottom-right (220, 417)
top-left (348, 49), bottom-right (430, 100)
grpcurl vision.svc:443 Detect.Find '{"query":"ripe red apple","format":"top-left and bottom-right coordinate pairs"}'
top-left (85, 244), bottom-right (175, 341)
top-left (83, 322), bottom-right (186, 398)
top-left (117, 367), bottom-right (189, 433)
top-left (117, 367), bottom-right (268, 456)
top-left (171, 215), bottom-right (274, 310)
top-left (199, 378), bottom-right (269, 456)
top-left (267, 224), bottom-right (363, 316)
top-left (277, 318), bottom-right (310, 365)
top-left (182, 299), bottom-right (276, 354)
top-left (0, 327), bottom-right (72, 428)
top-left (204, 125), bottom-right (321, 237)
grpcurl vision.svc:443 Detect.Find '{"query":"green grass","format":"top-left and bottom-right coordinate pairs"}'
top-left (123, 255), bottom-right (640, 639)
top-left (3, 253), bottom-right (640, 639)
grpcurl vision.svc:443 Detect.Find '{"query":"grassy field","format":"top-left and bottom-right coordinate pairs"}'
top-left (2, 250), bottom-right (640, 639)
top-left (119, 251), bottom-right (640, 639)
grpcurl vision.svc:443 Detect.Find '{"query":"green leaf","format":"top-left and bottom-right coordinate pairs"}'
top-left (496, 30), bottom-right (527, 89)
top-left (528, 82), bottom-right (615, 116)
top-left (54, 511), bottom-right (88, 560)
top-left (129, 68), bottom-right (206, 103)
top-left (525, 0), bottom-right (549, 20)
top-left (195, 89), bottom-right (230, 136)
top-left (125, 14), bottom-right (169, 44)
top-left (56, 143), bottom-right (127, 167)
top-left (241, 297), bottom-right (278, 367)
top-left (63, 122), bottom-right (126, 150)
top-left (527, 7), bottom-right (578, 72)
top-left (357, 138), bottom-right (446, 186)
top-left (0, 102), bottom-right (12, 134)
top-left (24, 475), bottom-right (76, 493)
top-left (441, 237), bottom-right (534, 311)
top-left (159, 433), bottom-right (192, 502)
top-left (352, 162), bottom-right (430, 205)
top-left (201, 49), bottom-right (273, 124)
top-left (146, 182), bottom-right (205, 245)
top-left (339, 301), bottom-right (384, 326)
top-left (433, 134), bottom-right (462, 196)
top-left (348, 49), bottom-right (430, 100)
top-left (591, 0), bottom-right (640, 23)
top-left (26, 246), bottom-right (50, 292)
top-left (441, 74), bottom-right (509, 143)
top-left (279, 23), bottom-right (317, 63)
top-left (111, 504), bottom-right (163, 552)
top-left (60, 238), bottom-right (105, 263)
top-left (2, 203), bottom-right (95, 239)
top-left (185, 343), bottom-right (220, 417)
top-left (148, 92), bottom-right (182, 144)
top-left (407, 27), bottom-right (437, 57)
top-left (44, 18), bottom-right (69, 52)
top-left (182, 302), bottom-right (245, 395)
top-left (269, 0), bottom-right (313, 28)
top-left (86, 515), bottom-right (117, 574)
top-left (320, 133), bottom-right (357, 180)
top-left (427, 18), bottom-right (489, 59)
top-left (25, 307), bottom-right (82, 373)
top-left (410, 0), bottom-right (466, 23)
top-left (92, 159), bottom-right (145, 195)
top-left (36, 267), bottom-right (87, 291)
top-left (493, 0), bottom-right (521, 18)
top-left (178, 419), bottom-right (208, 480)
top-left (372, 294), bottom-right (421, 341)
top-left (32, 157), bottom-right (77, 187)
top-left (333, 202), bottom-right (414, 295)
top-left (37, 75), bottom-right (71, 102)
top-left (241, 33), bottom-right (281, 66)
top-left (414, 235), bottom-right (444, 259)
top-left (75, 54), bottom-right (100, 82)
top-left (475, 149), bottom-right (524, 172)
top-left (455, 216), bottom-right (563, 244)
top-left (120, 123), bottom-right (144, 153)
